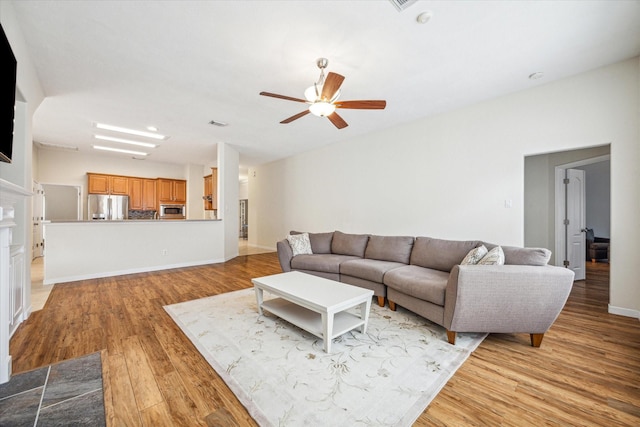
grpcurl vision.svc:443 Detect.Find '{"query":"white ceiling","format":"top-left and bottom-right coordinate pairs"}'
top-left (11, 1), bottom-right (640, 173)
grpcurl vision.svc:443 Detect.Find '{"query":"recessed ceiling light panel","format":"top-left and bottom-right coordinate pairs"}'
top-left (94, 134), bottom-right (157, 148)
top-left (92, 145), bottom-right (148, 156)
top-left (93, 123), bottom-right (167, 140)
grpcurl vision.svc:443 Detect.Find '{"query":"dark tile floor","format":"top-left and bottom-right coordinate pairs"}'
top-left (0, 352), bottom-right (106, 426)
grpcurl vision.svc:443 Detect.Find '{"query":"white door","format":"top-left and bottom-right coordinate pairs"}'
top-left (566, 169), bottom-right (586, 280)
top-left (32, 181), bottom-right (44, 259)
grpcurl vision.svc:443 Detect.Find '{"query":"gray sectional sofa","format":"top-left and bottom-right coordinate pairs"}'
top-left (276, 230), bottom-right (575, 347)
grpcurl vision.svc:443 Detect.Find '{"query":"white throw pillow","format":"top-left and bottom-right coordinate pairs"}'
top-left (478, 246), bottom-right (505, 265)
top-left (461, 245), bottom-right (488, 265)
top-left (287, 233), bottom-right (313, 256)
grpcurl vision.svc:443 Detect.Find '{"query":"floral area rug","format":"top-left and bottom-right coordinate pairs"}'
top-left (164, 288), bottom-right (486, 427)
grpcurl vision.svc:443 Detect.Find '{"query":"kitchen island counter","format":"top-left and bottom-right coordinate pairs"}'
top-left (49, 219), bottom-right (222, 223)
top-left (44, 219), bottom-right (226, 284)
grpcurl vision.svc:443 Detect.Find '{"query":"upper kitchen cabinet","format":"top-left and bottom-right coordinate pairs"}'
top-left (87, 173), bottom-right (129, 195)
top-left (129, 178), bottom-right (157, 211)
top-left (157, 179), bottom-right (186, 204)
top-left (203, 168), bottom-right (218, 210)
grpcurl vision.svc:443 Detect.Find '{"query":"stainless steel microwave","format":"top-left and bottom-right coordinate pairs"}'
top-left (159, 204), bottom-right (185, 220)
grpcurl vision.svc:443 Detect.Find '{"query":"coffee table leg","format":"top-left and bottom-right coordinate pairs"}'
top-left (322, 312), bottom-right (334, 353)
top-left (254, 286), bottom-right (264, 315)
top-left (360, 298), bottom-right (372, 334)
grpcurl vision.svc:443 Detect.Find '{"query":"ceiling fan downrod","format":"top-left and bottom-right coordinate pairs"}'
top-left (313, 58), bottom-right (330, 98)
top-left (315, 57), bottom-right (328, 85)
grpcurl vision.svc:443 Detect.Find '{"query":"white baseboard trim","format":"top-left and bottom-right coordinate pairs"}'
top-left (43, 258), bottom-right (227, 285)
top-left (254, 244), bottom-right (276, 251)
top-left (608, 304), bottom-right (640, 320)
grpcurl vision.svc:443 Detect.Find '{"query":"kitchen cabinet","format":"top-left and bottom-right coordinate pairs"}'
top-left (129, 178), bottom-right (157, 211)
top-left (88, 173), bottom-right (129, 195)
top-left (158, 179), bottom-right (186, 204)
top-left (203, 168), bottom-right (218, 210)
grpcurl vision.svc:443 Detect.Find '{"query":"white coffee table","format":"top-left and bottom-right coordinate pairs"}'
top-left (252, 271), bottom-right (374, 353)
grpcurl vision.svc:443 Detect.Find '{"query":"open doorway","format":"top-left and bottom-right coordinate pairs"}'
top-left (553, 156), bottom-right (610, 280)
top-left (31, 184), bottom-right (81, 311)
top-left (42, 184), bottom-right (81, 222)
top-left (524, 145), bottom-right (611, 276)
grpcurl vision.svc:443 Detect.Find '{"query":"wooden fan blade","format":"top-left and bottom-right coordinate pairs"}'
top-left (321, 72), bottom-right (345, 101)
top-left (280, 110), bottom-right (310, 124)
top-left (327, 111), bottom-right (348, 129)
top-left (260, 92), bottom-right (307, 103)
top-left (335, 100), bottom-right (386, 110)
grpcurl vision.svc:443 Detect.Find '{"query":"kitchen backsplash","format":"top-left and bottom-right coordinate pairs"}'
top-left (129, 210), bottom-right (156, 220)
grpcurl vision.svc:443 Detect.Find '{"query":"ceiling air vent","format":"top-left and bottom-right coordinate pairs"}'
top-left (389, 0), bottom-right (418, 12)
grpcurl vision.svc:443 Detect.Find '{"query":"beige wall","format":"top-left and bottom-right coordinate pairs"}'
top-left (251, 57), bottom-right (640, 318)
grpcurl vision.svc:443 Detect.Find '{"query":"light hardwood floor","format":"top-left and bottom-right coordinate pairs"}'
top-left (29, 240), bottom-right (271, 312)
top-left (10, 257), bottom-right (639, 426)
top-left (29, 256), bottom-right (51, 312)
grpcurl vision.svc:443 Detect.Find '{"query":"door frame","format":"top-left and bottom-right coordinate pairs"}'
top-left (554, 154), bottom-right (610, 270)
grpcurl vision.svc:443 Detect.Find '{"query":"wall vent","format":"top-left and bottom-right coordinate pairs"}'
top-left (389, 0), bottom-right (418, 12)
top-left (35, 141), bottom-right (79, 151)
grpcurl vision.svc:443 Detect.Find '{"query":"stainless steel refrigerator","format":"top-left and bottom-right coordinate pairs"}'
top-left (88, 194), bottom-right (129, 220)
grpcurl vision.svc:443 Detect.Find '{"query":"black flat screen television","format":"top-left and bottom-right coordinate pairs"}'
top-left (0, 23), bottom-right (17, 163)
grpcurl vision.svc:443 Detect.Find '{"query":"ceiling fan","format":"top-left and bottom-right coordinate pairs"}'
top-left (260, 58), bottom-right (386, 129)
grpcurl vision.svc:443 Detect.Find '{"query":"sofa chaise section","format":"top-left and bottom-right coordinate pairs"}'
top-left (443, 263), bottom-right (575, 346)
top-left (386, 241), bottom-right (575, 346)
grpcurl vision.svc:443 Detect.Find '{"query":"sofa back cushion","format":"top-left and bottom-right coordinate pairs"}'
top-left (331, 231), bottom-right (370, 257)
top-left (365, 235), bottom-right (414, 264)
top-left (290, 231), bottom-right (334, 254)
top-left (484, 242), bottom-right (551, 266)
top-left (410, 237), bottom-right (480, 272)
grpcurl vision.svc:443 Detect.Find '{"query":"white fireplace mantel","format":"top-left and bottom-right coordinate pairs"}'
top-left (0, 178), bottom-right (31, 384)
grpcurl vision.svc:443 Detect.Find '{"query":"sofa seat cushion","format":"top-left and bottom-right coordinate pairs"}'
top-left (291, 254), bottom-right (360, 274)
top-left (384, 265), bottom-right (450, 306)
top-left (340, 259), bottom-right (407, 283)
top-left (365, 235), bottom-right (414, 264)
top-left (410, 237), bottom-right (481, 272)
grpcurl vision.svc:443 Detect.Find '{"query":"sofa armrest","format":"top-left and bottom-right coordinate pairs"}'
top-left (444, 265), bottom-right (575, 334)
top-left (276, 239), bottom-right (293, 272)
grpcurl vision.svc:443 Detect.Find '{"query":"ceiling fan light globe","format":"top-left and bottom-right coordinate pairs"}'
top-left (309, 101), bottom-right (335, 117)
top-left (304, 85), bottom-right (321, 102)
